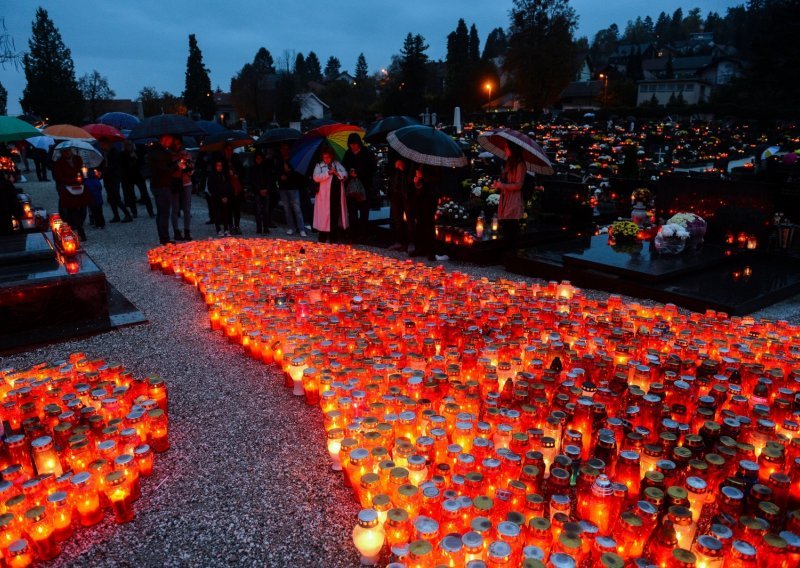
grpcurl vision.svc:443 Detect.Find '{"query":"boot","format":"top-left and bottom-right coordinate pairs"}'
top-left (122, 215), bottom-right (133, 223)
top-left (184, 231), bottom-right (192, 241)
top-left (174, 229), bottom-right (184, 241)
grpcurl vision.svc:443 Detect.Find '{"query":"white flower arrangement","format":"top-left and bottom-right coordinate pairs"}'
top-left (486, 193), bottom-right (501, 206)
top-left (667, 213), bottom-right (702, 229)
top-left (659, 223), bottom-right (689, 239)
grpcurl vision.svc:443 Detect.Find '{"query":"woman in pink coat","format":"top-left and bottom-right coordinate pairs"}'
top-left (493, 143), bottom-right (527, 246)
top-left (312, 146), bottom-right (349, 243)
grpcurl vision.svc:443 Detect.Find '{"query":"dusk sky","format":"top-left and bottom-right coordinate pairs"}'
top-left (2, 1), bottom-right (741, 116)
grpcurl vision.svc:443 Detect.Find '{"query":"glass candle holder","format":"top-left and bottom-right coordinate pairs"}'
top-left (45, 491), bottom-right (72, 542)
top-left (104, 470), bottom-right (135, 524)
top-left (352, 508), bottom-right (385, 566)
top-left (23, 506), bottom-right (60, 561)
top-left (147, 408), bottom-right (169, 453)
top-left (6, 539), bottom-right (33, 568)
top-left (70, 472), bottom-right (103, 527)
top-left (31, 437), bottom-right (63, 477)
top-left (690, 534), bottom-right (723, 568)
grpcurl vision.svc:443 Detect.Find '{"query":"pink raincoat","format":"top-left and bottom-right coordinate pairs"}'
top-left (497, 161), bottom-right (526, 220)
top-left (312, 161), bottom-right (349, 232)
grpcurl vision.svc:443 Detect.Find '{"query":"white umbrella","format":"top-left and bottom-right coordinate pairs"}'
top-left (26, 135), bottom-right (55, 151)
top-left (53, 140), bottom-right (104, 168)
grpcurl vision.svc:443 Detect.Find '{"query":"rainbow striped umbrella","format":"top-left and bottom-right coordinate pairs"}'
top-left (289, 124), bottom-right (365, 174)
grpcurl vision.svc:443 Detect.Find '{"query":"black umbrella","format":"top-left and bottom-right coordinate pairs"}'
top-left (255, 127), bottom-right (302, 145)
top-left (364, 115), bottom-right (420, 143)
top-left (200, 130), bottom-right (254, 153)
top-left (127, 114), bottom-right (204, 140)
top-left (195, 120), bottom-right (227, 136)
top-left (386, 125), bottom-right (468, 168)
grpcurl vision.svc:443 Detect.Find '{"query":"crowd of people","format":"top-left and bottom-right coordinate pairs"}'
top-left (2, 127), bottom-right (532, 261)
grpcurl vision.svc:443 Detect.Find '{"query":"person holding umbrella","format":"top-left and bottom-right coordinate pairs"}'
top-left (342, 133), bottom-right (376, 238)
top-left (53, 147), bottom-right (90, 241)
top-left (170, 137), bottom-right (194, 241)
top-left (312, 146), bottom-right (348, 243)
top-left (277, 142), bottom-right (307, 237)
top-left (99, 139), bottom-right (133, 223)
top-left (493, 143), bottom-right (527, 246)
top-left (147, 134), bottom-right (179, 245)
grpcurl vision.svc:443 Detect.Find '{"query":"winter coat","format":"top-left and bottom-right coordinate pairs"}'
top-left (207, 170), bottom-right (232, 201)
top-left (84, 175), bottom-right (104, 206)
top-left (312, 161), bottom-right (349, 232)
top-left (497, 161), bottom-right (526, 220)
top-left (147, 143), bottom-right (177, 189)
top-left (342, 146), bottom-right (377, 193)
top-left (53, 155), bottom-right (91, 208)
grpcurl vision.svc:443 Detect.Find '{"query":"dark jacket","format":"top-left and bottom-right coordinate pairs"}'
top-left (248, 160), bottom-right (275, 193)
top-left (276, 158), bottom-right (305, 191)
top-left (207, 170), bottom-right (232, 200)
top-left (146, 143), bottom-right (177, 189)
top-left (342, 146), bottom-right (377, 192)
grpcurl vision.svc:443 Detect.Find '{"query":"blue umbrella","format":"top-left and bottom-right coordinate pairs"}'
top-left (98, 112), bottom-right (141, 130)
top-left (195, 120), bottom-right (227, 136)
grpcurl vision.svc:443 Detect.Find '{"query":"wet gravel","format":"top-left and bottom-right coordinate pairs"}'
top-left (3, 179), bottom-right (799, 567)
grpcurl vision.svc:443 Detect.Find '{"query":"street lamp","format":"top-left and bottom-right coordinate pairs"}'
top-left (599, 74), bottom-right (608, 106)
top-left (484, 82), bottom-right (493, 108)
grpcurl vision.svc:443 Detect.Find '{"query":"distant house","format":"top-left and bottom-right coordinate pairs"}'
top-left (213, 92), bottom-right (238, 126)
top-left (482, 93), bottom-right (522, 112)
top-left (559, 80), bottom-right (603, 111)
top-left (637, 79), bottom-right (711, 106)
top-left (295, 92), bottom-right (330, 120)
top-left (637, 54), bottom-right (743, 107)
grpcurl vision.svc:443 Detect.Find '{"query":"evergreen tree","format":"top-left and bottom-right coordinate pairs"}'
top-left (354, 53), bottom-right (369, 82)
top-left (468, 24), bottom-right (481, 62)
top-left (21, 8), bottom-right (83, 123)
top-left (590, 24), bottom-right (619, 64)
top-left (394, 33), bottom-right (429, 115)
top-left (253, 47), bottom-right (275, 75)
top-left (664, 53), bottom-right (674, 79)
top-left (669, 8), bottom-right (685, 42)
top-left (654, 11), bottom-right (671, 43)
top-left (445, 19), bottom-right (470, 107)
top-left (482, 27), bottom-right (508, 60)
top-left (78, 70), bottom-right (115, 122)
top-left (294, 53), bottom-right (307, 86)
top-left (0, 81), bottom-right (6, 115)
top-left (505, 0), bottom-right (579, 112)
top-left (183, 34), bottom-right (215, 118)
top-left (305, 51), bottom-right (323, 82)
top-left (683, 8), bottom-right (703, 36)
top-left (324, 56), bottom-right (341, 80)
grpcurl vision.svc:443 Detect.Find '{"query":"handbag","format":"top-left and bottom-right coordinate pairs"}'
top-left (346, 177), bottom-right (366, 202)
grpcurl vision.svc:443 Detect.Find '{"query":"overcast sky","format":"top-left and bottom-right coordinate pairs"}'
top-left (2, 1), bottom-right (741, 116)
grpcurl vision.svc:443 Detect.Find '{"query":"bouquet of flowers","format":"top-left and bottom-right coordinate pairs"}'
top-left (436, 198), bottom-right (469, 223)
top-left (631, 188), bottom-right (653, 204)
top-left (654, 222), bottom-right (690, 255)
top-left (666, 212), bottom-right (707, 248)
top-left (610, 220), bottom-right (640, 241)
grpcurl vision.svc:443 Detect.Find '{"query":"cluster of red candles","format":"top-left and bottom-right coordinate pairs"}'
top-left (48, 214), bottom-right (80, 257)
top-left (149, 238), bottom-right (800, 568)
top-left (0, 355), bottom-right (169, 566)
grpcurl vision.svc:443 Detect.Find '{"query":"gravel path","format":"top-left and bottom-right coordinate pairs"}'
top-left (4, 178), bottom-right (799, 567)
